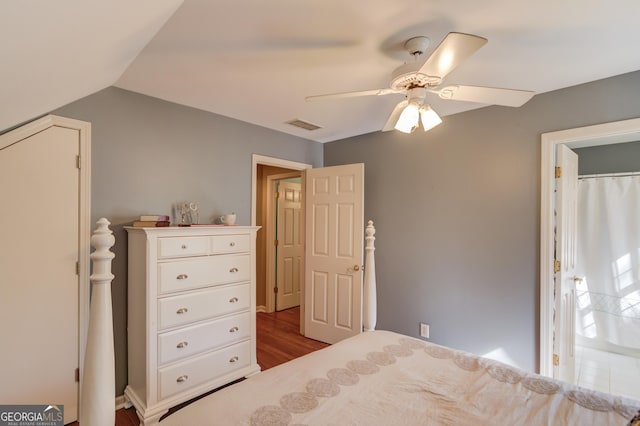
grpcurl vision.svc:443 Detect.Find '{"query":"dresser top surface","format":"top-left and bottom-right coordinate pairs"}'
top-left (125, 225), bottom-right (261, 236)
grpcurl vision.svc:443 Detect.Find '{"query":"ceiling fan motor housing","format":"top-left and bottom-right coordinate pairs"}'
top-left (406, 87), bottom-right (428, 104)
top-left (391, 36), bottom-right (441, 91)
top-left (390, 62), bottom-right (442, 91)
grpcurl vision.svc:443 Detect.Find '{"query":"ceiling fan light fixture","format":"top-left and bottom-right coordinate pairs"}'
top-left (395, 102), bottom-right (420, 133)
top-left (395, 101), bottom-right (441, 134)
top-left (419, 105), bottom-right (442, 132)
top-left (394, 102), bottom-right (420, 133)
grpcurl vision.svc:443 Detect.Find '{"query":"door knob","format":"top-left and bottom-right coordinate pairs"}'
top-left (572, 276), bottom-right (584, 282)
top-left (353, 265), bottom-right (360, 271)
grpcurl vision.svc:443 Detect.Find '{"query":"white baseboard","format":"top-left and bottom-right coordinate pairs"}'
top-left (256, 305), bottom-right (267, 313)
top-left (115, 394), bottom-right (126, 410)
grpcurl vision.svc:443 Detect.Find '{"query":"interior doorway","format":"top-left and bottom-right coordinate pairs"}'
top-left (251, 155), bottom-right (312, 333)
top-left (251, 155), bottom-right (366, 344)
top-left (540, 117), bottom-right (640, 379)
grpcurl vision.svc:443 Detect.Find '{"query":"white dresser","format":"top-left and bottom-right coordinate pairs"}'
top-left (124, 226), bottom-right (261, 425)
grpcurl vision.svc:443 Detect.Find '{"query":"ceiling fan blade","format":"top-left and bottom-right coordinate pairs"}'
top-left (418, 32), bottom-right (487, 80)
top-left (306, 88), bottom-right (401, 102)
top-left (433, 85), bottom-right (535, 107)
top-left (382, 100), bottom-right (408, 131)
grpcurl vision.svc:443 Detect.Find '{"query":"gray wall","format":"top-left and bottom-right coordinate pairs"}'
top-left (53, 87), bottom-right (323, 395)
top-left (41, 69), bottom-right (640, 395)
top-left (324, 70), bottom-right (640, 373)
top-left (574, 141), bottom-right (640, 174)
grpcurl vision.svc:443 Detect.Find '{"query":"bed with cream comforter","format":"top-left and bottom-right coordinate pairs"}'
top-left (162, 330), bottom-right (640, 425)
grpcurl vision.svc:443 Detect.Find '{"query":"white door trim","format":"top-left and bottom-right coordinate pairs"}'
top-left (0, 114), bottom-right (91, 414)
top-left (539, 117), bottom-right (640, 377)
top-left (251, 154), bottom-right (312, 226)
top-left (251, 155), bottom-right (312, 333)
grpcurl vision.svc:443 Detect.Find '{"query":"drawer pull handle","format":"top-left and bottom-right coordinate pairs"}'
top-left (181, 244), bottom-right (187, 249)
top-left (229, 356), bottom-right (239, 363)
top-left (176, 375), bottom-right (188, 383)
top-left (229, 267), bottom-right (239, 273)
top-left (176, 341), bottom-right (189, 348)
top-left (176, 274), bottom-right (188, 280)
top-left (229, 242), bottom-right (236, 247)
top-left (229, 297), bottom-right (239, 303)
top-left (176, 308), bottom-right (188, 314)
top-left (229, 326), bottom-right (239, 333)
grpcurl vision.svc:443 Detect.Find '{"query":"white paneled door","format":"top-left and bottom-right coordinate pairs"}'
top-left (304, 163), bottom-right (364, 344)
top-left (276, 181), bottom-right (303, 311)
top-left (0, 123), bottom-right (81, 423)
top-left (554, 144), bottom-right (579, 384)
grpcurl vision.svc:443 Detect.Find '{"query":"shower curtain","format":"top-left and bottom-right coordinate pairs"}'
top-left (575, 174), bottom-right (640, 351)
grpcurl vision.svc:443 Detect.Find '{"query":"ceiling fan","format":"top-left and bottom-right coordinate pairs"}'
top-left (306, 32), bottom-right (535, 133)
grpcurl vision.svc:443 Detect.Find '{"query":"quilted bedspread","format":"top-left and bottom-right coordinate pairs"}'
top-left (163, 330), bottom-right (640, 425)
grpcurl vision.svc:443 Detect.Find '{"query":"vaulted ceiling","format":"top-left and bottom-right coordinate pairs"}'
top-left (3, 1), bottom-right (640, 142)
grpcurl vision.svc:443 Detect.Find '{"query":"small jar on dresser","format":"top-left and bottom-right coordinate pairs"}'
top-left (124, 226), bottom-right (261, 425)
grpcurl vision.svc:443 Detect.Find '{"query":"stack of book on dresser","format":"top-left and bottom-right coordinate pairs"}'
top-left (132, 214), bottom-right (171, 227)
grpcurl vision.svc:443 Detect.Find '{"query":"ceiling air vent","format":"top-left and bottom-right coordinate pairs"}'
top-left (286, 119), bottom-right (322, 131)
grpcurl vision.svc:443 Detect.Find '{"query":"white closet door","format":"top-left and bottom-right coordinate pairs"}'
top-left (0, 125), bottom-right (80, 423)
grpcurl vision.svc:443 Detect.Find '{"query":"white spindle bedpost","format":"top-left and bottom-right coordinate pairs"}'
top-left (363, 220), bottom-right (377, 332)
top-left (80, 218), bottom-right (115, 425)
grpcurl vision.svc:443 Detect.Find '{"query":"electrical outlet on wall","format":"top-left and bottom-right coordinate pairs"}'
top-left (420, 322), bottom-right (430, 339)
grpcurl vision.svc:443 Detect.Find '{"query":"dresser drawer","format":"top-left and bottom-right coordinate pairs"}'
top-left (158, 340), bottom-right (251, 400)
top-left (158, 283), bottom-right (250, 330)
top-left (158, 254), bottom-right (250, 294)
top-left (211, 234), bottom-right (251, 254)
top-left (158, 236), bottom-right (209, 259)
top-left (158, 312), bottom-right (251, 365)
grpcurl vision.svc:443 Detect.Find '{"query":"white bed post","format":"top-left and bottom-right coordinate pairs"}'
top-left (363, 220), bottom-right (377, 332)
top-left (80, 218), bottom-right (116, 425)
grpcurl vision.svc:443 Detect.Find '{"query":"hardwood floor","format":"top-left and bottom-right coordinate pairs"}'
top-left (257, 306), bottom-right (329, 370)
top-left (70, 306), bottom-right (328, 425)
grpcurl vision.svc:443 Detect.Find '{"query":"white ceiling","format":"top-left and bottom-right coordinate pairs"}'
top-left (3, 1), bottom-right (640, 142)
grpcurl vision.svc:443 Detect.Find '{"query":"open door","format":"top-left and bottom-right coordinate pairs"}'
top-left (553, 144), bottom-right (578, 383)
top-left (275, 180), bottom-right (303, 311)
top-left (304, 163), bottom-right (364, 344)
